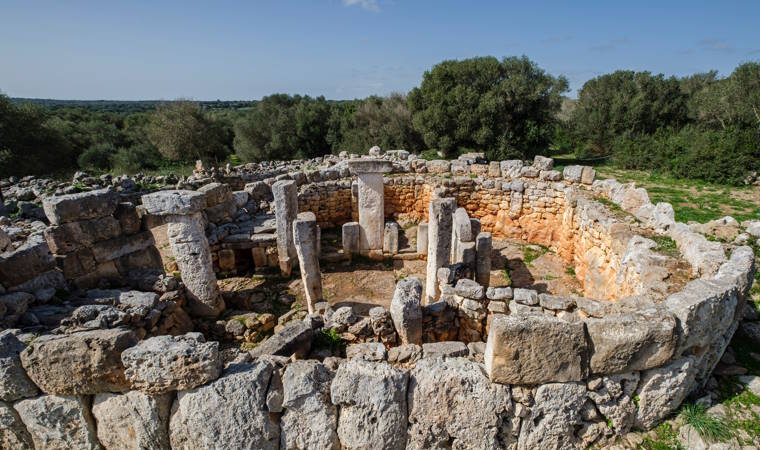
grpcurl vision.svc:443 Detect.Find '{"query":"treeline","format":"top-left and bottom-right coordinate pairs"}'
top-left (568, 63), bottom-right (760, 184)
top-left (2, 56), bottom-right (759, 184)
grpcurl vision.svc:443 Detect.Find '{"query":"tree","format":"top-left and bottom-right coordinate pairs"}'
top-left (692, 63), bottom-right (760, 130)
top-left (147, 101), bottom-right (230, 163)
top-left (407, 56), bottom-right (568, 160)
top-left (571, 71), bottom-right (687, 155)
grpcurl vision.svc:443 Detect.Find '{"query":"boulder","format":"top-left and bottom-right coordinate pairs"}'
top-left (563, 165), bottom-right (584, 183)
top-left (585, 310), bottom-right (677, 374)
top-left (454, 278), bottom-right (484, 300)
top-left (14, 394), bottom-right (100, 450)
top-left (0, 400), bottom-right (34, 449)
top-left (170, 361), bottom-right (279, 450)
top-left (390, 277), bottom-right (423, 345)
top-left (421, 341), bottom-right (468, 359)
top-left (513, 288), bottom-right (538, 306)
top-left (20, 328), bottom-right (137, 395)
top-left (0, 292), bottom-right (34, 328)
top-left (518, 382), bottom-right (586, 450)
top-left (121, 333), bottom-right (222, 394)
top-left (500, 160), bottom-right (524, 178)
top-left (0, 235), bottom-right (55, 288)
top-left (0, 330), bottom-right (39, 402)
top-left (250, 320), bottom-right (313, 358)
top-left (141, 190), bottom-right (206, 215)
top-left (92, 391), bottom-right (172, 450)
top-left (634, 356), bottom-right (697, 429)
top-left (43, 188), bottom-right (119, 225)
top-left (388, 344), bottom-right (422, 365)
top-left (330, 359), bottom-right (408, 450)
top-left (407, 357), bottom-right (514, 449)
top-left (533, 155), bottom-right (554, 171)
top-left (485, 314), bottom-right (588, 384)
top-left (281, 360), bottom-right (340, 450)
top-left (346, 342), bottom-right (387, 361)
top-left (538, 293), bottom-right (574, 310)
top-left (43, 216), bottom-right (122, 254)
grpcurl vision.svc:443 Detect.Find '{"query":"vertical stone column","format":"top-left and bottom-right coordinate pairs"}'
top-left (476, 232), bottom-right (492, 287)
top-left (293, 212), bottom-right (322, 314)
top-left (426, 197), bottom-right (456, 304)
top-left (451, 207), bottom-right (473, 264)
top-left (347, 159), bottom-right (393, 260)
top-left (142, 190), bottom-right (224, 318)
top-left (272, 180), bottom-right (298, 277)
top-left (416, 222), bottom-right (428, 255)
top-left (342, 222), bottom-right (360, 260)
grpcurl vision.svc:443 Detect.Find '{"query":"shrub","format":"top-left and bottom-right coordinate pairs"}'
top-left (77, 143), bottom-right (114, 171)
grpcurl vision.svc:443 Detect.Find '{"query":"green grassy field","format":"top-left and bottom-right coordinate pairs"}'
top-left (554, 155), bottom-right (760, 224)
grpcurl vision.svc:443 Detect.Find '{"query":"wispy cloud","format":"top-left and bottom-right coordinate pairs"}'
top-left (697, 38), bottom-right (736, 54)
top-left (589, 37), bottom-right (631, 53)
top-left (343, 0), bottom-right (380, 12)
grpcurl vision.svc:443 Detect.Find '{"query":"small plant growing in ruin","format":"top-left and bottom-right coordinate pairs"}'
top-left (651, 235), bottom-right (680, 258)
top-left (315, 328), bottom-right (346, 355)
top-left (680, 403), bottom-right (732, 443)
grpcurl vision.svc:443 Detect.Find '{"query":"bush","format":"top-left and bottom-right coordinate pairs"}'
top-left (148, 101), bottom-right (231, 163)
top-left (77, 143), bottom-right (114, 171)
top-left (111, 142), bottom-right (163, 174)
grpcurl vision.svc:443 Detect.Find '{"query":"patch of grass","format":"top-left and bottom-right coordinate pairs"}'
top-left (565, 266), bottom-right (576, 277)
top-left (680, 403), bottom-right (732, 443)
top-left (594, 196), bottom-right (632, 220)
top-left (314, 328), bottom-right (346, 355)
top-left (522, 244), bottom-right (548, 265)
top-left (419, 149), bottom-right (441, 161)
top-left (469, 173), bottom-right (478, 179)
top-left (639, 422), bottom-right (683, 450)
top-left (651, 235), bottom-right (680, 258)
top-left (502, 265), bottom-right (512, 285)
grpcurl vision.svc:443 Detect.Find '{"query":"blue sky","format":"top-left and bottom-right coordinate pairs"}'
top-left (1, 0), bottom-right (758, 100)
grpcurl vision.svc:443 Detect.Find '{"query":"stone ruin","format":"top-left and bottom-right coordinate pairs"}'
top-left (0, 148), bottom-right (756, 449)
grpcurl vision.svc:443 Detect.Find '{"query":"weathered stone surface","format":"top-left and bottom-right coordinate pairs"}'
top-left (513, 288), bottom-right (538, 306)
top-left (0, 235), bottom-right (54, 288)
top-left (581, 166), bottom-right (596, 184)
top-left (0, 400), bottom-right (33, 449)
top-left (518, 382), bottom-right (586, 450)
top-left (121, 333), bottom-right (222, 394)
top-left (92, 391), bottom-right (172, 450)
top-left (331, 359), bottom-right (408, 450)
top-left (426, 160), bottom-right (451, 173)
top-left (390, 277), bottom-right (423, 345)
top-left (43, 188), bottom-right (119, 225)
top-left (0, 292), bottom-right (34, 328)
top-left (272, 179), bottom-right (298, 277)
top-left (293, 212), bottom-right (322, 313)
top-left (383, 221), bottom-right (399, 254)
top-left (538, 293), bottom-right (574, 310)
top-left (91, 230), bottom-right (155, 263)
top-left (485, 314), bottom-right (588, 384)
top-left (563, 165), bottom-right (584, 183)
top-left (141, 190), bottom-right (206, 215)
top-left (475, 232), bottom-right (492, 287)
top-left (407, 357), bottom-right (513, 449)
top-left (44, 216), bottom-right (121, 254)
top-left (634, 356), bottom-right (697, 429)
top-left (426, 197), bottom-right (456, 302)
top-left (342, 221), bottom-right (360, 259)
top-left (416, 222), bottom-right (428, 255)
top-left (0, 330), bottom-right (38, 402)
top-left (114, 202), bottom-right (141, 235)
top-left (250, 320), bottom-right (313, 358)
top-left (587, 372), bottom-right (640, 434)
top-left (454, 278), bottom-right (484, 299)
top-left (533, 155), bottom-right (554, 171)
top-left (500, 160), bottom-right (523, 178)
top-left (388, 344), bottom-right (422, 365)
top-left (422, 341), bottom-right (468, 359)
top-left (585, 310), bottom-right (677, 374)
top-left (20, 328), bottom-right (137, 395)
top-left (14, 394), bottom-right (100, 450)
top-left (346, 342), bottom-right (387, 361)
top-left (281, 360), bottom-right (340, 450)
top-left (486, 286), bottom-right (512, 300)
top-left (170, 361), bottom-right (279, 450)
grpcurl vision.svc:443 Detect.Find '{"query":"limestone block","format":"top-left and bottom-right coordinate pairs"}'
top-left (281, 360), bottom-right (339, 450)
top-left (426, 198), bottom-right (456, 302)
top-left (170, 361), bottom-right (279, 450)
top-left (407, 357), bottom-right (513, 449)
top-left (14, 394), bottom-right (100, 450)
top-left (485, 314), bottom-right (588, 384)
top-left (390, 277), bottom-right (423, 345)
top-left (250, 320), bottom-right (313, 358)
top-left (346, 342), bottom-right (387, 361)
top-left (383, 221), bottom-right (399, 254)
top-left (0, 234), bottom-right (55, 288)
top-left (563, 165), bottom-right (584, 183)
top-left (513, 288), bottom-right (538, 305)
top-left (0, 400), bottom-right (33, 449)
top-left (293, 212), bottom-right (322, 313)
top-left (533, 155), bottom-right (554, 171)
top-left (198, 182), bottom-right (232, 207)
top-left (20, 328), bottom-right (137, 395)
top-left (121, 333), bottom-right (222, 394)
top-left (91, 230), bottom-right (155, 263)
top-left (518, 382), bottom-right (586, 450)
top-left (585, 311), bottom-right (677, 374)
top-left (43, 188), bottom-right (119, 225)
top-left (426, 160), bottom-right (451, 173)
top-left (587, 372), bottom-right (640, 434)
top-left (421, 341), bottom-right (468, 359)
top-left (486, 286), bottom-right (513, 300)
top-left (538, 293), bottom-right (574, 310)
top-left (581, 166), bottom-right (596, 184)
top-left (0, 330), bottom-right (39, 402)
top-left (454, 278), bottom-right (484, 299)
top-left (342, 222), bottom-right (360, 259)
top-left (416, 222), bottom-right (428, 255)
top-left (487, 161), bottom-right (501, 177)
top-left (141, 190), bottom-right (206, 216)
top-left (272, 179), bottom-right (299, 277)
top-left (634, 357), bottom-right (697, 429)
top-left (475, 232), bottom-right (492, 287)
top-left (0, 292), bottom-right (34, 328)
top-left (330, 359), bottom-right (408, 450)
top-left (500, 160), bottom-right (523, 178)
top-left (44, 216), bottom-right (121, 254)
top-left (114, 202), bottom-right (141, 235)
top-left (92, 391), bottom-right (172, 450)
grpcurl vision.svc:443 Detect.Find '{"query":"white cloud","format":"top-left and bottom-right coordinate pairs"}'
top-left (343, 0), bottom-right (380, 12)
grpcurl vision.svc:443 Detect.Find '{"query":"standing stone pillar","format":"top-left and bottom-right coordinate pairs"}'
top-left (476, 232), bottom-right (492, 287)
top-left (347, 159), bottom-right (393, 260)
top-left (142, 190), bottom-right (224, 318)
top-left (416, 222), bottom-right (428, 255)
top-left (342, 222), bottom-right (360, 260)
top-left (293, 212), bottom-right (322, 314)
top-left (426, 197), bottom-right (456, 304)
top-left (272, 180), bottom-right (298, 277)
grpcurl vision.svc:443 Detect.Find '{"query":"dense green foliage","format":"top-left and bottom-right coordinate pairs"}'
top-left (408, 56), bottom-right (568, 160)
top-left (570, 62), bottom-right (760, 184)
top-left (2, 57), bottom-right (760, 184)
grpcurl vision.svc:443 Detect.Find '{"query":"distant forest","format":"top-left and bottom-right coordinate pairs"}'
top-left (1, 55), bottom-right (759, 185)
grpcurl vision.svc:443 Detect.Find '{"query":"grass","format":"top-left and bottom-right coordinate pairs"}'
top-left (522, 244), bottom-right (549, 265)
top-left (419, 149), bottom-right (441, 161)
top-left (314, 328), bottom-right (346, 355)
top-left (565, 266), bottom-right (576, 277)
top-left (639, 422), bottom-right (683, 450)
top-left (679, 403), bottom-right (732, 443)
top-left (650, 235), bottom-right (680, 258)
top-left (715, 378), bottom-right (760, 446)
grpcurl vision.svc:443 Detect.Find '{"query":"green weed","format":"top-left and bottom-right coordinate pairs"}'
top-left (314, 328), bottom-right (346, 355)
top-left (638, 422), bottom-right (683, 450)
top-left (651, 235), bottom-right (680, 258)
top-left (680, 403), bottom-right (732, 443)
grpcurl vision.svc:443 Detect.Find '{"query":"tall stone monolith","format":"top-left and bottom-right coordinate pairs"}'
top-left (426, 197), bottom-right (456, 303)
top-left (142, 190), bottom-right (224, 317)
top-left (293, 212), bottom-right (322, 314)
top-left (476, 232), bottom-right (492, 287)
top-left (272, 179), bottom-right (298, 277)
top-left (347, 158), bottom-right (393, 260)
